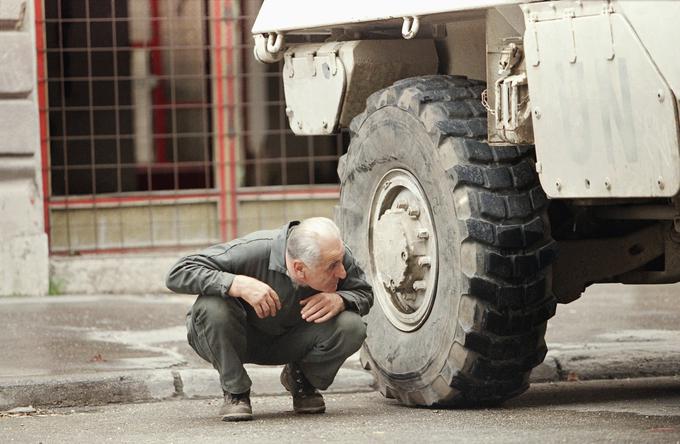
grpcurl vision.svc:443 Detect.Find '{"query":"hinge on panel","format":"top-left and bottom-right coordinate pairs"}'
top-left (602, 2), bottom-right (615, 60)
top-left (564, 9), bottom-right (577, 64)
top-left (327, 51), bottom-right (338, 76)
top-left (284, 53), bottom-right (294, 77)
top-left (526, 12), bottom-right (540, 67)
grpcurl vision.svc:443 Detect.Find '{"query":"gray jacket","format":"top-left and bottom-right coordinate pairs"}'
top-left (166, 221), bottom-right (373, 335)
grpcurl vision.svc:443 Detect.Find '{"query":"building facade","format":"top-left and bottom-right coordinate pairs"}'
top-left (0, 0), bottom-right (346, 296)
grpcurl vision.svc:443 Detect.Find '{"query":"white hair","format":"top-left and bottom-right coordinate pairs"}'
top-left (286, 217), bottom-right (341, 266)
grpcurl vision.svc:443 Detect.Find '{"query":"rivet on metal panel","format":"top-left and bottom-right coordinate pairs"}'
top-left (585, 178), bottom-right (590, 189)
top-left (657, 90), bottom-right (665, 103)
top-left (535, 162), bottom-right (543, 174)
top-left (658, 177), bottom-right (665, 190)
top-left (604, 178), bottom-right (612, 190)
top-left (285, 107), bottom-right (294, 118)
top-left (555, 180), bottom-right (562, 192)
top-left (297, 121), bottom-right (303, 130)
top-left (321, 121), bottom-right (328, 130)
top-left (533, 107), bottom-right (541, 119)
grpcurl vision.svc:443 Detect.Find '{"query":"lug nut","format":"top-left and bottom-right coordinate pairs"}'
top-left (396, 200), bottom-right (409, 210)
top-left (408, 207), bottom-right (420, 218)
top-left (413, 280), bottom-right (427, 291)
top-left (416, 229), bottom-right (429, 240)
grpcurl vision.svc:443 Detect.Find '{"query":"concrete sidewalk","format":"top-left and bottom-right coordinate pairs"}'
top-left (1, 284), bottom-right (680, 411)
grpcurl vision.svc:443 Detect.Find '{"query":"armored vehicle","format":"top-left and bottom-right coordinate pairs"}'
top-left (251, 0), bottom-right (680, 406)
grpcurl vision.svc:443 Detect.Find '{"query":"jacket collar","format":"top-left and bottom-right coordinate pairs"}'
top-left (269, 220), bottom-right (300, 273)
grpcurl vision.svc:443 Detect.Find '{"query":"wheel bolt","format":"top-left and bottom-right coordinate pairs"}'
top-left (413, 280), bottom-right (427, 291)
top-left (417, 256), bottom-right (431, 267)
top-left (408, 207), bottom-right (420, 218)
top-left (396, 200), bottom-right (409, 210)
top-left (416, 229), bottom-right (429, 239)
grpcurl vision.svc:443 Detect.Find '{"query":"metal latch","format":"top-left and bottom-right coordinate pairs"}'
top-left (491, 40), bottom-right (533, 144)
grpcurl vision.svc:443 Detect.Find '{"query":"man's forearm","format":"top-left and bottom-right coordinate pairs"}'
top-left (166, 255), bottom-right (235, 296)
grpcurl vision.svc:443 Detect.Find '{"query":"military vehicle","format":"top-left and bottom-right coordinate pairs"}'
top-left (251, 0), bottom-right (680, 406)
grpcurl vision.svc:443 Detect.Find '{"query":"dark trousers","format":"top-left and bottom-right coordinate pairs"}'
top-left (186, 294), bottom-right (367, 395)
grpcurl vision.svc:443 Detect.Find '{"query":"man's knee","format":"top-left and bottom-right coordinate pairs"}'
top-left (191, 295), bottom-right (245, 333)
top-left (334, 311), bottom-right (367, 352)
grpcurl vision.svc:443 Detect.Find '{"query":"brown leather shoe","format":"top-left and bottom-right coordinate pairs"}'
top-left (280, 363), bottom-right (326, 414)
top-left (219, 391), bottom-right (253, 422)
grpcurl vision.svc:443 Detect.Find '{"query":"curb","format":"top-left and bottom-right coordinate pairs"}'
top-left (0, 366), bottom-right (375, 412)
top-left (3, 349), bottom-right (680, 411)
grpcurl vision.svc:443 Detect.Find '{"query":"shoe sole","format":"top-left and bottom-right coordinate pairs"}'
top-left (294, 406), bottom-right (326, 414)
top-left (222, 413), bottom-right (253, 422)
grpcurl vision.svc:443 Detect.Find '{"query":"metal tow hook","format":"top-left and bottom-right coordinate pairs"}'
top-left (402, 16), bottom-right (420, 40)
top-left (253, 32), bottom-right (286, 64)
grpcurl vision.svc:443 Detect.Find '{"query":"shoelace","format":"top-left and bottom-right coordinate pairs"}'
top-left (292, 369), bottom-right (315, 396)
top-left (229, 393), bottom-right (249, 405)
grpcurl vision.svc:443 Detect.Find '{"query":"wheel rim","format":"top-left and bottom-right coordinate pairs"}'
top-left (368, 168), bottom-right (439, 332)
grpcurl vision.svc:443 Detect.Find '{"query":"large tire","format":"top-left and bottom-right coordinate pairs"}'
top-left (337, 75), bottom-right (557, 407)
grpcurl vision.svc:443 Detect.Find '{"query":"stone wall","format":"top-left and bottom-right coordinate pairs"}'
top-left (0, 0), bottom-right (49, 296)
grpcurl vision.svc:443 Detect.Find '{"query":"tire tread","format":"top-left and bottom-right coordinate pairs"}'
top-left (345, 75), bottom-right (556, 407)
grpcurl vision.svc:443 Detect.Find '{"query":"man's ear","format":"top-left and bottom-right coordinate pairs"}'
top-left (293, 259), bottom-right (306, 279)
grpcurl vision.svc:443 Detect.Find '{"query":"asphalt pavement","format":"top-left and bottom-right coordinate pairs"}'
top-left (3, 377), bottom-right (680, 443)
top-left (1, 283), bottom-right (679, 412)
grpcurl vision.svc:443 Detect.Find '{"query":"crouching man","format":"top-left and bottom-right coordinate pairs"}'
top-left (166, 217), bottom-right (373, 421)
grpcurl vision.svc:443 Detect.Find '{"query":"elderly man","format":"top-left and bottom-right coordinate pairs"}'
top-left (166, 217), bottom-right (373, 421)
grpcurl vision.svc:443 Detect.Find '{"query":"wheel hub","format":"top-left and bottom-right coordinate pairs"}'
top-left (369, 169), bottom-right (438, 331)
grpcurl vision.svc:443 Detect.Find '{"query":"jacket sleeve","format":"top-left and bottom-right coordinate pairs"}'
top-left (165, 243), bottom-right (240, 297)
top-left (336, 247), bottom-right (374, 317)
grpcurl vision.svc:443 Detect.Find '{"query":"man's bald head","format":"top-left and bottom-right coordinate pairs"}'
top-left (286, 217), bottom-right (342, 267)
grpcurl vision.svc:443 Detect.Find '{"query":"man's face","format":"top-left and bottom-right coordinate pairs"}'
top-left (300, 237), bottom-right (347, 293)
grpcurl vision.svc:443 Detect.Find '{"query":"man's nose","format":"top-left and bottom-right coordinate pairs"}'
top-left (336, 262), bottom-right (347, 279)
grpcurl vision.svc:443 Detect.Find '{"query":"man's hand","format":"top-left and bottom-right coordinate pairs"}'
top-left (229, 275), bottom-right (281, 319)
top-left (300, 292), bottom-right (345, 323)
